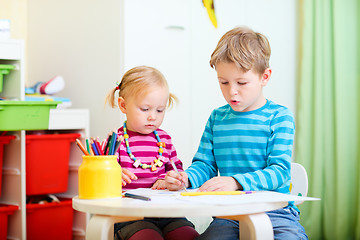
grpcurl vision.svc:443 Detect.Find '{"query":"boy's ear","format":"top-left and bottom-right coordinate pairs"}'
top-left (118, 97), bottom-right (126, 113)
top-left (261, 68), bottom-right (272, 86)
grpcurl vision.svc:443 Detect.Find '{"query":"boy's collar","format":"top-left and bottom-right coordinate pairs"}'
top-left (228, 99), bottom-right (270, 115)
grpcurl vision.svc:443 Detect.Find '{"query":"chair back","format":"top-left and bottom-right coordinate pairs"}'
top-left (290, 162), bottom-right (308, 205)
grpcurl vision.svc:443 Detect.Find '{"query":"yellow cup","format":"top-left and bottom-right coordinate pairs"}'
top-left (78, 155), bottom-right (122, 199)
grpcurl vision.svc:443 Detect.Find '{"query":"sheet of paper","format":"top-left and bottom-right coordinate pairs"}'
top-left (123, 189), bottom-right (320, 206)
top-left (178, 191), bottom-right (320, 205)
top-left (124, 188), bottom-right (197, 197)
top-left (123, 188), bottom-right (196, 205)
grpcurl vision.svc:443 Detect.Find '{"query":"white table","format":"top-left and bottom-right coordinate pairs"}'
top-left (73, 190), bottom-right (311, 240)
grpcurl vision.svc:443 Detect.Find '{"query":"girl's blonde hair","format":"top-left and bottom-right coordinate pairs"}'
top-left (209, 26), bottom-right (271, 75)
top-left (105, 66), bottom-right (177, 108)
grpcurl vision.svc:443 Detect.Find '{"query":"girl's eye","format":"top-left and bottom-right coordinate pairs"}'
top-left (220, 82), bottom-right (228, 85)
top-left (238, 82), bottom-right (247, 85)
top-left (157, 109), bottom-right (165, 113)
top-left (141, 108), bottom-right (149, 112)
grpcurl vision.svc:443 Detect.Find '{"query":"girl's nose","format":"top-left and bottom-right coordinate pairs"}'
top-left (147, 112), bottom-right (155, 121)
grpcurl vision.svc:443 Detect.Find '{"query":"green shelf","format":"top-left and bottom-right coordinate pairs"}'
top-left (0, 101), bottom-right (60, 130)
top-left (0, 64), bottom-right (15, 93)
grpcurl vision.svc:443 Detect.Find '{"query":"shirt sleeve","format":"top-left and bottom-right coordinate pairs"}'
top-left (232, 109), bottom-right (295, 192)
top-left (185, 112), bottom-right (218, 188)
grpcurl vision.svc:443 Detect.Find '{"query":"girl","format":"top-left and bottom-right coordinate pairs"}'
top-left (105, 66), bottom-right (199, 240)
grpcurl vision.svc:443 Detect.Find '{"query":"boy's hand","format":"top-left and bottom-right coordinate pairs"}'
top-left (165, 170), bottom-right (189, 191)
top-left (199, 176), bottom-right (242, 192)
top-left (151, 179), bottom-right (166, 190)
top-left (122, 168), bottom-right (137, 186)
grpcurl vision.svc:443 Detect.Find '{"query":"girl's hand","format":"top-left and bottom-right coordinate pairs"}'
top-left (151, 179), bottom-right (166, 190)
top-left (165, 170), bottom-right (189, 191)
top-left (122, 168), bottom-right (137, 186)
top-left (199, 176), bottom-right (242, 192)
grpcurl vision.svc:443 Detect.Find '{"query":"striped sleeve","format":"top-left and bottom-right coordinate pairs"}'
top-left (186, 111), bottom-right (218, 188)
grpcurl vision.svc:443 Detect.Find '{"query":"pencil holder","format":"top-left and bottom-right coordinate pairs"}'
top-left (78, 155), bottom-right (122, 199)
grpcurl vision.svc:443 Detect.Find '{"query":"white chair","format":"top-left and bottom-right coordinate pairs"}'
top-left (290, 162), bottom-right (308, 205)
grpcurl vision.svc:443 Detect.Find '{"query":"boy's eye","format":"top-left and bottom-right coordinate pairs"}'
top-left (140, 108), bottom-right (149, 111)
top-left (220, 82), bottom-right (228, 85)
top-left (157, 109), bottom-right (165, 113)
top-left (238, 82), bottom-right (247, 85)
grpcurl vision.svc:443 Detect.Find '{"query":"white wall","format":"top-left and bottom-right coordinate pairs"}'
top-left (123, 0), bottom-right (297, 167)
top-left (27, 0), bottom-right (296, 168)
top-left (189, 0), bottom-right (297, 148)
top-left (27, 0), bottom-right (122, 139)
top-left (122, 0), bottom-right (193, 167)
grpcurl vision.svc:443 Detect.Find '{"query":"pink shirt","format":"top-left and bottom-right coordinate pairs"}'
top-left (116, 127), bottom-right (184, 189)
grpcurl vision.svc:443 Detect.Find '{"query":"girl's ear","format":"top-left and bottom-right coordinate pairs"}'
top-left (261, 68), bottom-right (272, 86)
top-left (118, 97), bottom-right (126, 114)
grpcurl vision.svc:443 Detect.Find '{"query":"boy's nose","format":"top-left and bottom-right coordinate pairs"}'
top-left (230, 86), bottom-right (238, 95)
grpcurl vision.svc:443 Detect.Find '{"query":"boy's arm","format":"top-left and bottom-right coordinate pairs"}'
top-left (185, 114), bottom-right (219, 188)
top-left (232, 109), bottom-right (295, 192)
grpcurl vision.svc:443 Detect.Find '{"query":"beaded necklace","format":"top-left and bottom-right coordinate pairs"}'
top-left (123, 121), bottom-right (165, 171)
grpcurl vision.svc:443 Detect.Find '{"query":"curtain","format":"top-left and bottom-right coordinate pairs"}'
top-left (295, 0), bottom-right (360, 239)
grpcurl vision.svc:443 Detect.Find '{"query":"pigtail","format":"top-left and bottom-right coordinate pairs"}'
top-left (104, 86), bottom-right (119, 108)
top-left (167, 92), bottom-right (178, 109)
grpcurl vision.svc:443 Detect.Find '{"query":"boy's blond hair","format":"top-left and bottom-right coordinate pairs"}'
top-left (210, 26), bottom-right (271, 75)
top-left (105, 66), bottom-right (177, 108)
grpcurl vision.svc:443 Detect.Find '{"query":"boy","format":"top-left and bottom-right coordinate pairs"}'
top-left (165, 26), bottom-right (307, 239)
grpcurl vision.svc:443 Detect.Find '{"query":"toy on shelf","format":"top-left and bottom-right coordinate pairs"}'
top-left (25, 76), bottom-right (71, 108)
top-left (25, 75), bottom-right (65, 95)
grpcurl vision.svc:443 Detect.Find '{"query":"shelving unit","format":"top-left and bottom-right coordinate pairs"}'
top-left (0, 39), bottom-right (89, 240)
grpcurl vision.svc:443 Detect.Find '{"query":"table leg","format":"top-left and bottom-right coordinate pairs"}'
top-left (219, 213), bottom-right (274, 240)
top-left (85, 215), bottom-right (143, 240)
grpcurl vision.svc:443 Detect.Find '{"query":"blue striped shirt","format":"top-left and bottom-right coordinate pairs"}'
top-left (186, 100), bottom-right (295, 194)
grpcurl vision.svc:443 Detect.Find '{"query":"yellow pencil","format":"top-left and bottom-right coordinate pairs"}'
top-left (180, 191), bottom-right (245, 196)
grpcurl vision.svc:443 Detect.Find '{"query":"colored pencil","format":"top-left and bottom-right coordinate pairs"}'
top-left (89, 140), bottom-right (94, 155)
top-left (108, 131), bottom-right (117, 155)
top-left (103, 132), bottom-right (112, 155)
top-left (114, 135), bottom-right (123, 154)
top-left (85, 138), bottom-right (91, 154)
top-left (123, 193), bottom-right (151, 201)
top-left (75, 139), bottom-right (89, 156)
top-left (93, 137), bottom-right (103, 155)
top-left (91, 140), bottom-right (99, 155)
top-left (83, 131), bottom-right (124, 156)
top-left (170, 160), bottom-right (187, 192)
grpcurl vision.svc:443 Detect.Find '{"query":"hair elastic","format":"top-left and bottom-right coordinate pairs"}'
top-left (115, 81), bottom-right (121, 90)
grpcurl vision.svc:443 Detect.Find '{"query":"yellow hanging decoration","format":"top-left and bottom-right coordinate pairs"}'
top-left (202, 0), bottom-right (218, 28)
